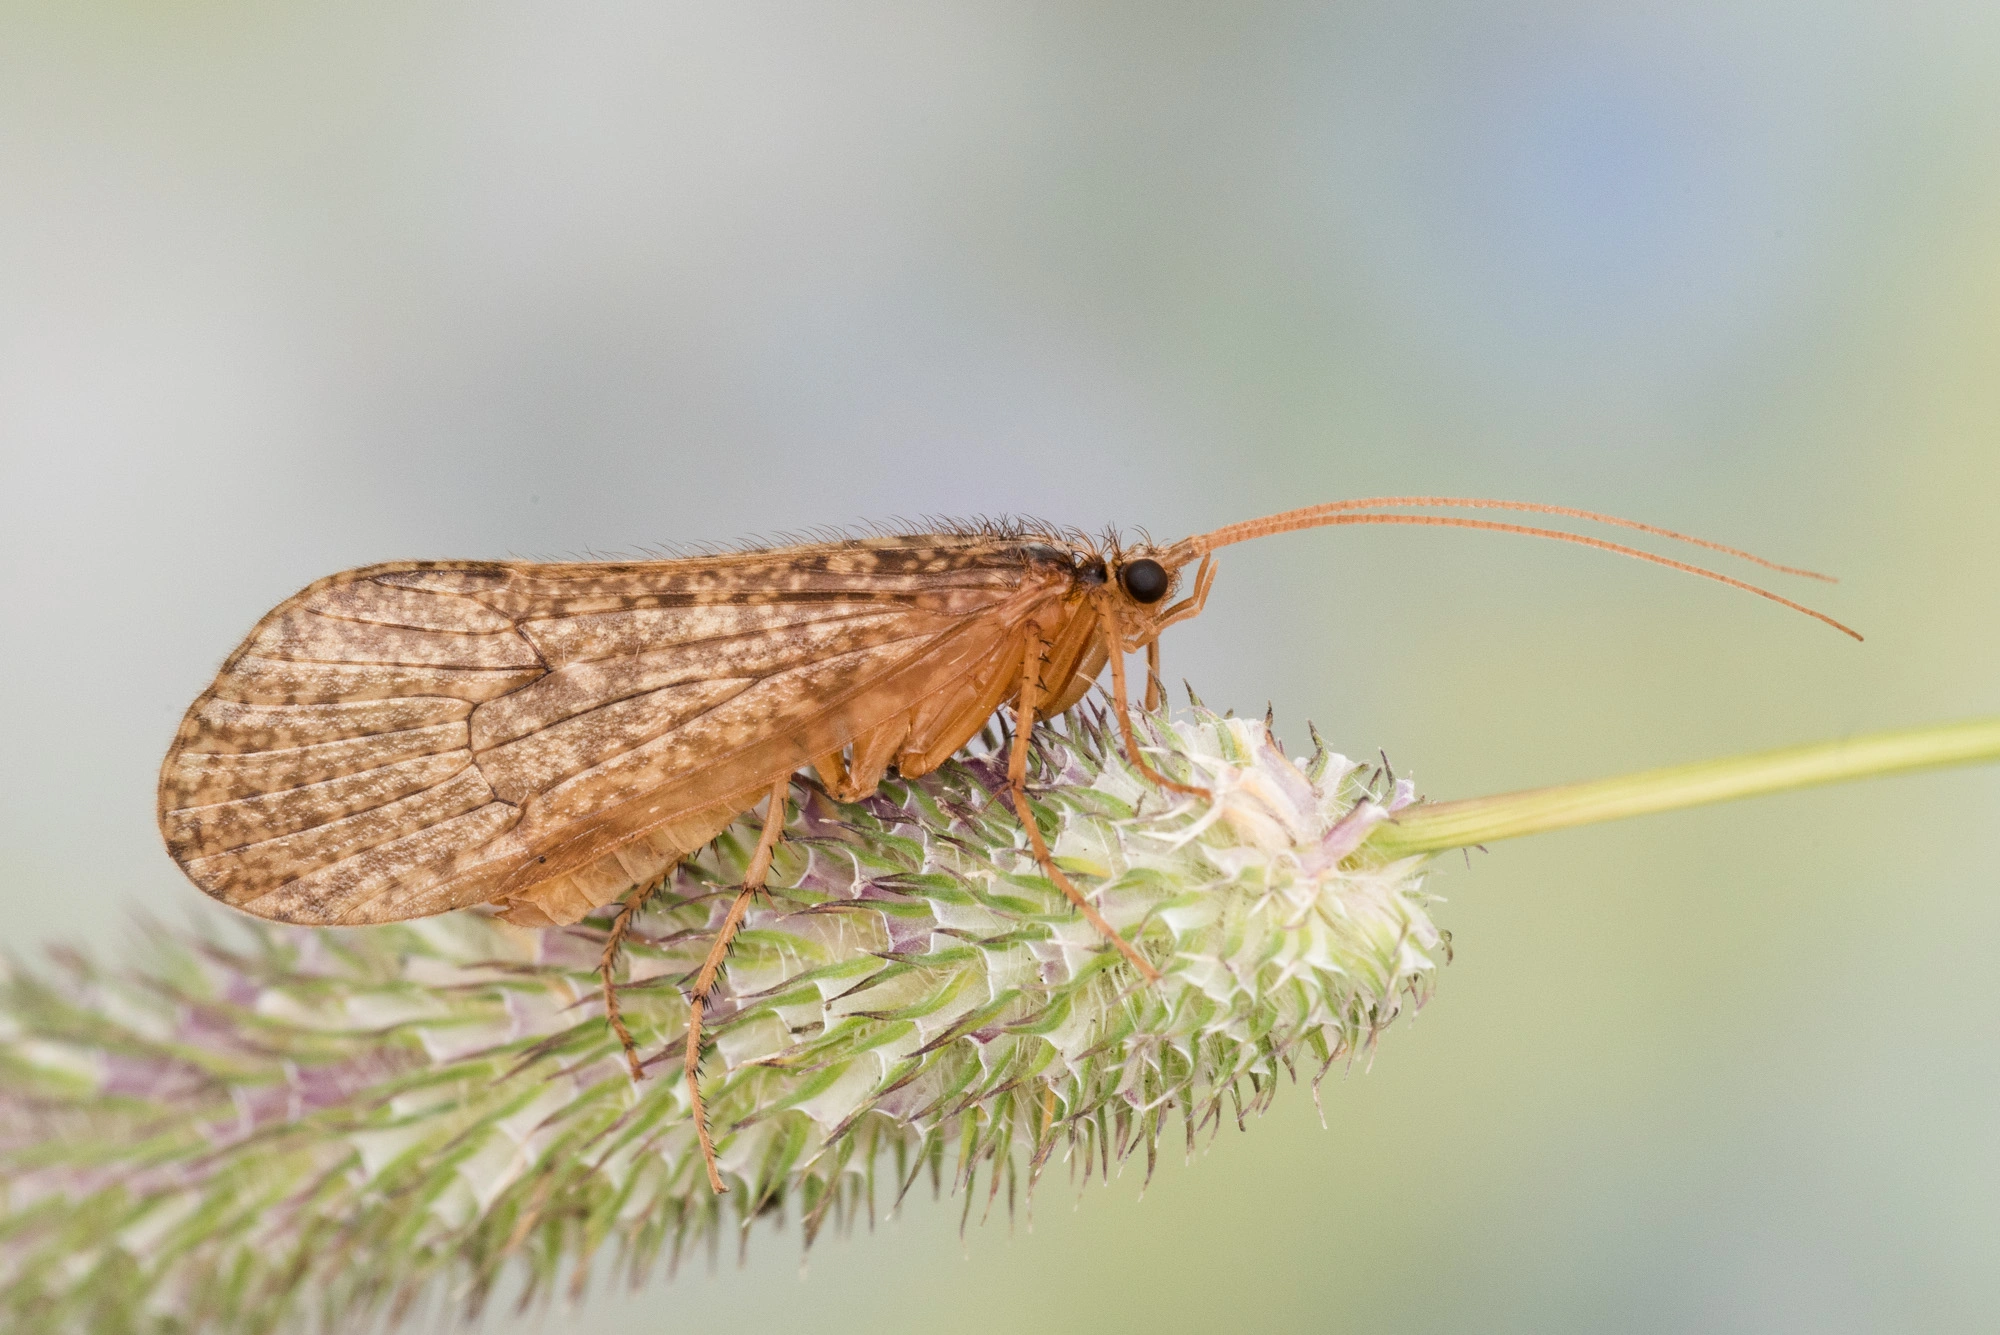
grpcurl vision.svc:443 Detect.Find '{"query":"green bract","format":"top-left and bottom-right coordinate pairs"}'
top-left (0, 706), bottom-right (1440, 1334)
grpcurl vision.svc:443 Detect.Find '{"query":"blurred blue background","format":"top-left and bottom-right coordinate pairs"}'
top-left (3, 4), bottom-right (1997, 1332)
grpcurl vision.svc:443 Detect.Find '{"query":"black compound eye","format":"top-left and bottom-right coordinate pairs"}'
top-left (1119, 558), bottom-right (1170, 603)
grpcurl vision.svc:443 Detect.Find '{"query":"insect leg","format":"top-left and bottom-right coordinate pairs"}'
top-left (684, 771), bottom-right (793, 1195)
top-left (1097, 595), bottom-right (1211, 801)
top-left (1144, 640), bottom-right (1163, 712)
top-left (1151, 553), bottom-right (1216, 633)
top-left (1009, 623), bottom-right (1161, 983)
top-left (599, 883), bottom-right (655, 1082)
top-left (811, 746), bottom-right (852, 802)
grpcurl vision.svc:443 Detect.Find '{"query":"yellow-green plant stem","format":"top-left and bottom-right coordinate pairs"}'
top-left (1361, 716), bottom-right (2000, 861)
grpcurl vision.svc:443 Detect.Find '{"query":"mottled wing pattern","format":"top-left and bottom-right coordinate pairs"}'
top-left (158, 537), bottom-right (1071, 927)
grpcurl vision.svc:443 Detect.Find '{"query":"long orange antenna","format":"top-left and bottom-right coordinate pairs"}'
top-left (1192, 496), bottom-right (1836, 581)
top-left (1167, 503), bottom-right (1860, 641)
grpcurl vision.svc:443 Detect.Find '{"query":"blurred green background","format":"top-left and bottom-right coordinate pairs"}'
top-left (3, 4), bottom-right (1997, 1332)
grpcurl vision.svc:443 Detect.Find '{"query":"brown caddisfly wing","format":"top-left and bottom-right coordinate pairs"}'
top-left (157, 538), bottom-right (1071, 927)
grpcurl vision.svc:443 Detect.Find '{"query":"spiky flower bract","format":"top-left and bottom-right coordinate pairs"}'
top-left (0, 705), bottom-right (1441, 1334)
